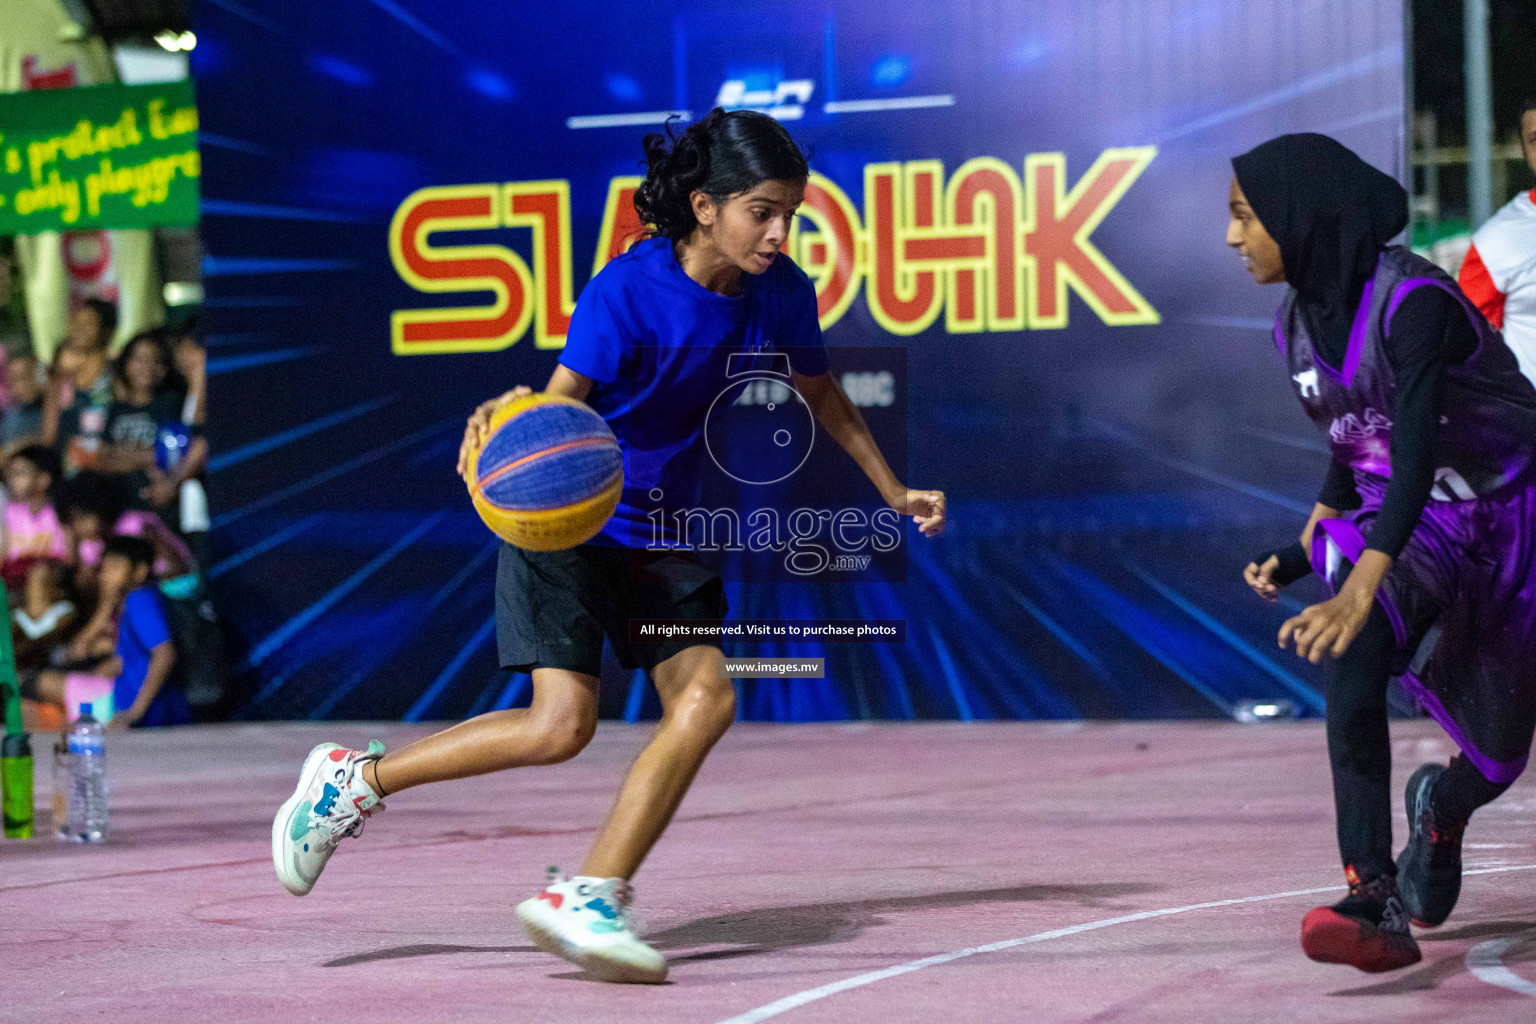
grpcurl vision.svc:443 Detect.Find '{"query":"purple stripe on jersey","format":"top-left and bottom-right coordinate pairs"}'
top-left (1340, 275), bottom-right (1377, 387)
top-left (1385, 278), bottom-right (1449, 328)
top-left (1273, 306), bottom-right (1286, 356)
top-left (1309, 274), bottom-right (1378, 386)
top-left (1397, 670), bottom-right (1530, 783)
top-left (1308, 518), bottom-right (1408, 646)
top-left (1384, 277), bottom-right (1491, 366)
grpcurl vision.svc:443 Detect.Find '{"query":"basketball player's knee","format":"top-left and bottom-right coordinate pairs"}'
top-left (674, 676), bottom-right (736, 739)
top-left (531, 707), bottom-right (596, 763)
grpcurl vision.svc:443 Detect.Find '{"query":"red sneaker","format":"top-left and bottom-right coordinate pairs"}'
top-left (1301, 867), bottom-right (1421, 973)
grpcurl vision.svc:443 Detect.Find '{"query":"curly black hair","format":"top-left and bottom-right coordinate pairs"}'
top-left (633, 108), bottom-right (808, 242)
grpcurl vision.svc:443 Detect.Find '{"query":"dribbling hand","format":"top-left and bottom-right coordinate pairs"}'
top-left (457, 386), bottom-right (533, 480)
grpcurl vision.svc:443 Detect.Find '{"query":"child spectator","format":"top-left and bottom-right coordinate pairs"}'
top-left (44, 297), bottom-right (117, 475)
top-left (3, 444), bottom-right (67, 583)
top-left (1, 351), bottom-right (45, 454)
top-left (56, 472), bottom-right (193, 599)
top-left (24, 535), bottom-right (190, 728)
top-left (4, 445), bottom-right (76, 668)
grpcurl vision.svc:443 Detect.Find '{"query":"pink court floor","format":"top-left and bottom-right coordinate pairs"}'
top-left (5, 720), bottom-right (1536, 1023)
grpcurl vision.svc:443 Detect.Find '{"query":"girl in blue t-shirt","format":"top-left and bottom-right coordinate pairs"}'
top-left (273, 109), bottom-right (945, 982)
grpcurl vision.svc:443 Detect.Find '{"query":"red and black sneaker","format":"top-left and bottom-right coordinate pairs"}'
top-left (1301, 867), bottom-right (1421, 973)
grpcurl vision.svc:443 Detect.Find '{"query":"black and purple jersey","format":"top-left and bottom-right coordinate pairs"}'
top-left (1274, 246), bottom-right (1536, 785)
top-left (1277, 245), bottom-right (1536, 502)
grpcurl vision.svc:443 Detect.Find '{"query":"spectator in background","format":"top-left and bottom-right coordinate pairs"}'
top-left (170, 327), bottom-right (210, 552)
top-left (172, 315), bottom-right (206, 428)
top-left (22, 534), bottom-right (189, 728)
top-left (44, 297), bottom-right (118, 474)
top-left (96, 330), bottom-right (206, 525)
top-left (3, 445), bottom-right (77, 668)
top-left (3, 444), bottom-right (68, 587)
top-left (168, 322), bottom-right (210, 564)
top-left (56, 471), bottom-right (192, 600)
top-left (1, 351), bottom-right (45, 455)
top-left (1460, 98), bottom-right (1536, 383)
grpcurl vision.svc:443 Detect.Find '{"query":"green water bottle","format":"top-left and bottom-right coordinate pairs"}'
top-left (2, 731), bottom-right (34, 839)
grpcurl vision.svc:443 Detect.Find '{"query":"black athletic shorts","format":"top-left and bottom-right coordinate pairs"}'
top-left (495, 542), bottom-right (728, 677)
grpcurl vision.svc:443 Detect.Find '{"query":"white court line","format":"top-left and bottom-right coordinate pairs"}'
top-left (566, 109), bottom-right (691, 129)
top-left (715, 864), bottom-right (1536, 1024)
top-left (1467, 925), bottom-right (1536, 998)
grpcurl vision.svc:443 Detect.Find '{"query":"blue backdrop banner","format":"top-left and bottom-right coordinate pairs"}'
top-left (196, 0), bottom-right (1406, 721)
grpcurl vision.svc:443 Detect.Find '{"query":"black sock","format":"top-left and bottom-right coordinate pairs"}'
top-left (1428, 754), bottom-right (1509, 824)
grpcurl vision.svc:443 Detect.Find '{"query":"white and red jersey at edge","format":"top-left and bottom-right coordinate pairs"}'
top-left (1460, 189), bottom-right (1536, 385)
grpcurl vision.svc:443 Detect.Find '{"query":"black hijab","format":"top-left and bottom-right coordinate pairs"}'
top-left (1231, 133), bottom-right (1408, 364)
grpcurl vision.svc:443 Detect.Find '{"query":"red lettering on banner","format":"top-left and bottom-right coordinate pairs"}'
top-left (388, 148), bottom-right (1159, 354)
top-left (1022, 148), bottom-right (1159, 329)
top-left (946, 158), bottom-right (1025, 332)
top-left (866, 161), bottom-right (946, 336)
top-left (505, 181), bottom-right (576, 349)
top-left (388, 185), bottom-right (533, 355)
top-left (592, 177), bottom-right (645, 277)
top-left (790, 172), bottom-right (863, 327)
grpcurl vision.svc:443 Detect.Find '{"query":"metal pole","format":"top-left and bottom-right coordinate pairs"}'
top-left (1465, 0), bottom-right (1494, 228)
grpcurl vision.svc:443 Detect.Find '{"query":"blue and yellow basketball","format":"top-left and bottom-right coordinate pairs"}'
top-left (465, 393), bottom-right (623, 551)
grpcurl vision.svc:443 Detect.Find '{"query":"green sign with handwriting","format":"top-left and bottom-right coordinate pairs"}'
top-left (0, 80), bottom-right (199, 234)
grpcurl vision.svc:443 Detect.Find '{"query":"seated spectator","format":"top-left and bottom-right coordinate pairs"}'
top-left (1, 351), bottom-right (45, 456)
top-left (44, 297), bottom-right (117, 475)
top-left (3, 445), bottom-right (76, 668)
top-left (56, 472), bottom-right (193, 601)
top-left (3, 444), bottom-right (67, 585)
top-left (23, 534), bottom-right (190, 728)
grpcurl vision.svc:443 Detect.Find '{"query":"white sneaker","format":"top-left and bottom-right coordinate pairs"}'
top-left (272, 741), bottom-right (385, 896)
top-left (516, 874), bottom-right (668, 983)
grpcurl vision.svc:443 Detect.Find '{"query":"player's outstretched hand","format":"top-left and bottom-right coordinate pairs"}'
top-left (1277, 590), bottom-right (1373, 664)
top-left (458, 386), bottom-right (533, 480)
top-left (891, 488), bottom-right (946, 538)
top-left (1243, 555), bottom-right (1282, 601)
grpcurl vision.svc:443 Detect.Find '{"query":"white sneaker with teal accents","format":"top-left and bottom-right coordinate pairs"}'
top-left (516, 874), bottom-right (668, 983)
top-left (271, 741), bottom-right (385, 896)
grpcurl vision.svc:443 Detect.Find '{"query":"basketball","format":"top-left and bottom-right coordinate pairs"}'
top-left (465, 393), bottom-right (624, 550)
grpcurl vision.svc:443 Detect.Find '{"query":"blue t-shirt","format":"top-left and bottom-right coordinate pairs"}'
top-left (559, 238), bottom-right (828, 547)
top-left (114, 586), bottom-right (191, 727)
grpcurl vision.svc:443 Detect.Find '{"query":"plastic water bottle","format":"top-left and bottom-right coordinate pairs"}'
top-left (52, 741), bottom-right (71, 840)
top-left (65, 707), bottom-right (108, 843)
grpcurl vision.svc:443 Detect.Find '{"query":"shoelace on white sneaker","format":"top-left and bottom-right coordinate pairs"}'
top-left (308, 750), bottom-right (384, 849)
top-left (591, 878), bottom-right (643, 935)
top-left (552, 871), bottom-right (644, 935)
